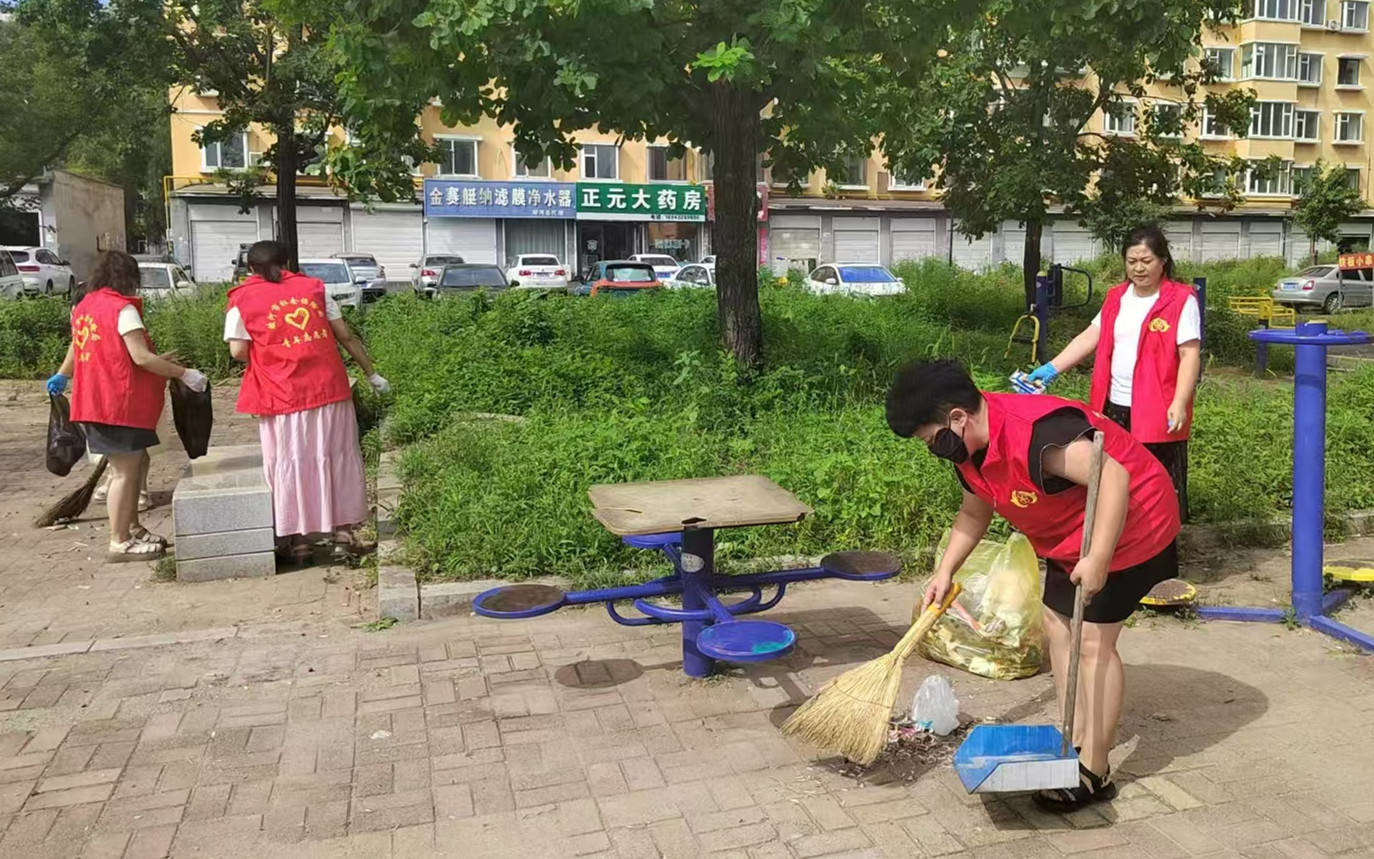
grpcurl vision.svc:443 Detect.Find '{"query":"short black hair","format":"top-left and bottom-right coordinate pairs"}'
top-left (886, 359), bottom-right (982, 438)
top-left (247, 240), bottom-right (289, 283)
top-left (1122, 224), bottom-right (1175, 279)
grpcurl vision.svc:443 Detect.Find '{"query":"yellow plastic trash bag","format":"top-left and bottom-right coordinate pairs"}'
top-left (916, 531), bottom-right (1044, 680)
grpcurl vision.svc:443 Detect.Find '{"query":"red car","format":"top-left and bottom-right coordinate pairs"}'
top-left (584, 261), bottom-right (661, 297)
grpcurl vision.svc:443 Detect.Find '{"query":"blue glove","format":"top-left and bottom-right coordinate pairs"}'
top-left (1026, 363), bottom-right (1059, 387)
top-left (46, 373), bottom-right (68, 396)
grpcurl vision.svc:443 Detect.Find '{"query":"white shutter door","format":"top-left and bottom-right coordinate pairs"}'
top-left (951, 231), bottom-right (994, 270)
top-left (770, 227), bottom-right (821, 274)
top-left (1248, 223), bottom-right (1283, 259)
top-left (1200, 223), bottom-right (1240, 261)
top-left (191, 221), bottom-right (258, 283)
top-left (833, 229), bottom-right (879, 263)
top-left (426, 219), bottom-right (499, 264)
top-left (351, 209), bottom-right (423, 281)
top-left (1000, 221), bottom-right (1027, 266)
top-left (296, 222), bottom-right (344, 258)
top-left (891, 220), bottom-right (937, 263)
top-left (1051, 223), bottom-right (1097, 265)
top-left (1164, 221), bottom-right (1194, 263)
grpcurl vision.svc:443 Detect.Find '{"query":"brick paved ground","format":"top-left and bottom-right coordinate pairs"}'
top-left (1, 381), bottom-right (1373, 858)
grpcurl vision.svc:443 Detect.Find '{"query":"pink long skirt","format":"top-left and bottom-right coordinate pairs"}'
top-left (258, 400), bottom-right (368, 537)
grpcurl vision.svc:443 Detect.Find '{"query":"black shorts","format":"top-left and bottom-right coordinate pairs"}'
top-left (1103, 401), bottom-right (1189, 523)
top-left (1044, 542), bottom-right (1178, 624)
top-left (80, 422), bottom-right (159, 455)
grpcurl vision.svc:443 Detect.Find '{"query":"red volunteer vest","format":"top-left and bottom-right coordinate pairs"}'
top-left (956, 393), bottom-right (1180, 571)
top-left (69, 288), bottom-right (164, 430)
top-left (227, 273), bottom-right (353, 416)
top-left (1089, 280), bottom-right (1196, 443)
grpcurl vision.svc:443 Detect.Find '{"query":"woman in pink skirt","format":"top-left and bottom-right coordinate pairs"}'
top-left (223, 241), bottom-right (388, 564)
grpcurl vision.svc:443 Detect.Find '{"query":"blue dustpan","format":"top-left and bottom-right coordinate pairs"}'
top-left (954, 434), bottom-right (1103, 794)
top-left (954, 724), bottom-right (1078, 793)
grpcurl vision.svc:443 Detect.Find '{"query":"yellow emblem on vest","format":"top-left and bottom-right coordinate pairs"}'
top-left (1010, 490), bottom-right (1038, 508)
top-left (1149, 318), bottom-right (1170, 333)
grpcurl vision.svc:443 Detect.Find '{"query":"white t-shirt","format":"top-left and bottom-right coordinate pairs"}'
top-left (1092, 289), bottom-right (1200, 406)
top-left (223, 296), bottom-right (342, 341)
top-left (116, 305), bottom-right (145, 336)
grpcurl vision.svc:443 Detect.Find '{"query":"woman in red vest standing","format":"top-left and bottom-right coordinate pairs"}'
top-left (1026, 226), bottom-right (1201, 520)
top-left (45, 251), bottom-right (207, 561)
top-left (224, 241), bottom-right (388, 564)
top-left (891, 360), bottom-right (1180, 813)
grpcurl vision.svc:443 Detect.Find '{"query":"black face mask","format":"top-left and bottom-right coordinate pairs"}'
top-left (929, 420), bottom-right (969, 464)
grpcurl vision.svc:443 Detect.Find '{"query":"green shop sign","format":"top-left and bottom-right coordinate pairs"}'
top-left (575, 183), bottom-right (707, 222)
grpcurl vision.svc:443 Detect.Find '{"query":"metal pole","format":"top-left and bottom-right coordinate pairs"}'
top-left (1034, 275), bottom-right (1050, 364)
top-left (1291, 321), bottom-right (1327, 621)
top-left (680, 527), bottom-right (715, 677)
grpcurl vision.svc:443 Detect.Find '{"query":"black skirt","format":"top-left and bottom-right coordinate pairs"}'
top-left (80, 422), bottom-right (159, 455)
top-left (1103, 401), bottom-right (1189, 523)
top-left (1044, 542), bottom-right (1178, 624)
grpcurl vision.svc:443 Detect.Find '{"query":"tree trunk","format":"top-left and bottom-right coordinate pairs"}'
top-left (709, 87), bottom-right (763, 371)
top-left (1022, 217), bottom-right (1044, 310)
top-left (1310, 235), bottom-right (1318, 266)
top-left (275, 121), bottom-right (299, 271)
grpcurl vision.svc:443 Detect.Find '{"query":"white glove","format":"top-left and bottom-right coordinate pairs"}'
top-left (181, 369), bottom-right (208, 393)
top-left (369, 373), bottom-right (390, 394)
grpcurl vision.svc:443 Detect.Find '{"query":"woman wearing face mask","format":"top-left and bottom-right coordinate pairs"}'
top-left (889, 359), bottom-right (1180, 813)
top-left (1025, 225), bottom-right (1200, 520)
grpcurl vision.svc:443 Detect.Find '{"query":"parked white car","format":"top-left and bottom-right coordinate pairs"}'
top-left (410, 254), bottom-right (466, 297)
top-left (299, 259), bottom-right (362, 307)
top-left (699, 255), bottom-right (716, 270)
top-left (807, 264), bottom-right (905, 297)
top-left (2, 246), bottom-right (74, 296)
top-left (505, 254), bottom-right (569, 289)
top-left (0, 250), bottom-right (26, 300)
top-left (629, 254), bottom-right (682, 281)
top-left (662, 263), bottom-right (715, 289)
top-left (137, 262), bottom-right (197, 300)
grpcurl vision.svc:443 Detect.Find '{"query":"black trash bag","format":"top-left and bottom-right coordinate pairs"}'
top-left (45, 393), bottom-right (86, 476)
top-left (169, 377), bottom-right (213, 459)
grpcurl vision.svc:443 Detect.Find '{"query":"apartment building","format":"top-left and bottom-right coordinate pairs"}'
top-left (166, 6), bottom-right (1374, 282)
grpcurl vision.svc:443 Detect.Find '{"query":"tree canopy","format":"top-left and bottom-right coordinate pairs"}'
top-left (1291, 161), bottom-right (1364, 264)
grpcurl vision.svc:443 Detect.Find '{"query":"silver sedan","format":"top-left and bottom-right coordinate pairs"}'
top-left (1272, 265), bottom-right (1374, 313)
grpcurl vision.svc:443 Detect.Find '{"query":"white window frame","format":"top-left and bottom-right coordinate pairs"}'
top-left (1249, 101), bottom-right (1296, 139)
top-left (834, 155), bottom-right (869, 190)
top-left (1201, 107), bottom-right (1233, 139)
top-left (511, 146), bottom-right (553, 180)
top-left (1295, 109), bottom-right (1322, 141)
top-left (1345, 167), bottom-right (1362, 192)
top-left (1104, 100), bottom-right (1138, 136)
top-left (1244, 160), bottom-right (1294, 197)
top-left (199, 130), bottom-right (250, 172)
top-left (1149, 102), bottom-right (1185, 138)
top-left (1334, 111), bottom-right (1365, 143)
top-left (580, 144), bottom-right (620, 181)
top-left (1241, 42), bottom-right (1300, 80)
top-left (434, 135), bottom-right (480, 178)
top-left (1250, 0), bottom-right (1298, 20)
top-left (1300, 0), bottom-right (1327, 24)
top-left (1204, 47), bottom-right (1237, 81)
top-left (1343, 0), bottom-right (1370, 30)
top-left (1293, 164), bottom-right (1315, 193)
top-left (887, 163), bottom-right (927, 190)
top-left (645, 144), bottom-right (688, 183)
top-left (1298, 52), bottom-right (1324, 86)
top-left (1336, 55), bottom-right (1364, 87)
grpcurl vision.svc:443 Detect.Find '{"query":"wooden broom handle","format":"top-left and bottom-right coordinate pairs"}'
top-left (1061, 432), bottom-right (1105, 757)
top-left (896, 582), bottom-right (962, 660)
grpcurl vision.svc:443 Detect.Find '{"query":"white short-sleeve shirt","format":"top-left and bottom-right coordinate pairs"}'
top-left (116, 305), bottom-right (145, 336)
top-left (223, 295), bottom-right (342, 341)
top-left (1092, 289), bottom-right (1201, 407)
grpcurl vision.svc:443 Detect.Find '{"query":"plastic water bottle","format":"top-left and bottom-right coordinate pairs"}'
top-left (911, 675), bottom-right (959, 736)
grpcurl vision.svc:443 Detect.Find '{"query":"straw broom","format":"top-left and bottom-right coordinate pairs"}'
top-left (782, 583), bottom-right (962, 765)
top-left (35, 459), bottom-right (108, 528)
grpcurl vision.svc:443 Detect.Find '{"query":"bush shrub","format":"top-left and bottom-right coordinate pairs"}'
top-left (0, 297), bottom-right (68, 378)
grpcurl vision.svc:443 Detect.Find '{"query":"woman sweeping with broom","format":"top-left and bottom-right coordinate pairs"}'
top-left (888, 359), bottom-right (1180, 812)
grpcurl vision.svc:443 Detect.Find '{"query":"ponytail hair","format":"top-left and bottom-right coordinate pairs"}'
top-left (246, 240), bottom-right (289, 283)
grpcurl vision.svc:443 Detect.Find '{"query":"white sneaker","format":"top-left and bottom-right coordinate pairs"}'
top-left (93, 481), bottom-right (109, 503)
top-left (138, 492), bottom-right (151, 512)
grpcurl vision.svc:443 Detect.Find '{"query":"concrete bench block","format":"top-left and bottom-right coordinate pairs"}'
top-left (177, 551), bottom-right (275, 583)
top-left (177, 527), bottom-right (275, 561)
top-left (187, 444), bottom-right (264, 478)
top-left (378, 566), bottom-right (418, 622)
top-left (173, 478), bottom-right (273, 536)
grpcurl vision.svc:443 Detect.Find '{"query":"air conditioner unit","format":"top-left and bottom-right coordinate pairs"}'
top-left (1327, 19), bottom-right (1343, 30)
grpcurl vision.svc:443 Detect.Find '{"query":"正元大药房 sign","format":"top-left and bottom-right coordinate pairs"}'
top-left (424, 179), bottom-right (575, 218)
top-left (575, 183), bottom-right (707, 222)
